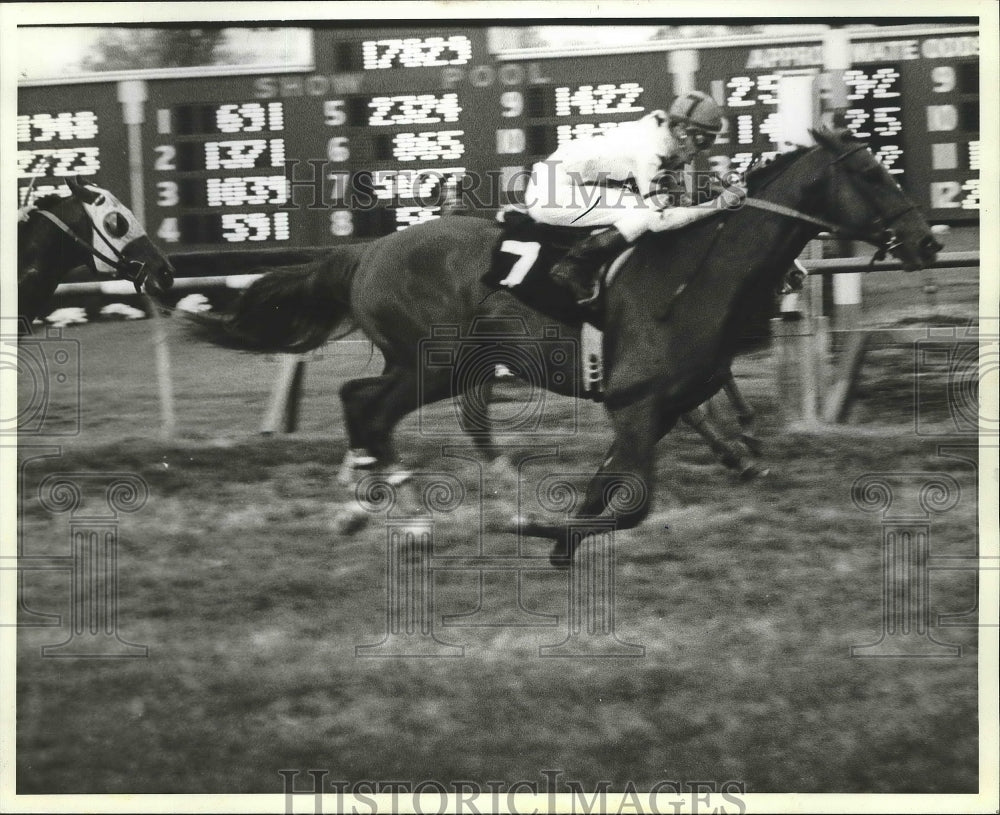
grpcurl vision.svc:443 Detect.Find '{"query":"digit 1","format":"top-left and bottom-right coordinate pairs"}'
top-left (157, 109), bottom-right (172, 135)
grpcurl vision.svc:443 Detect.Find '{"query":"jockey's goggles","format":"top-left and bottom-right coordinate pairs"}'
top-left (684, 128), bottom-right (717, 150)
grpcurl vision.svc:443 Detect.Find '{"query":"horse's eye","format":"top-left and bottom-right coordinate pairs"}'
top-left (94, 195), bottom-right (106, 206)
top-left (103, 211), bottom-right (129, 238)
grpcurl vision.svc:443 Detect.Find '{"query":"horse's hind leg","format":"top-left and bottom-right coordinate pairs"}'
top-left (681, 404), bottom-right (764, 481)
top-left (333, 366), bottom-right (455, 534)
top-left (338, 366), bottom-right (454, 484)
top-left (338, 374), bottom-right (404, 483)
top-left (722, 371), bottom-right (763, 455)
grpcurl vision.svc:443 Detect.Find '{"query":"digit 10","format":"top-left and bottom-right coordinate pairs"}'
top-left (500, 91), bottom-right (523, 118)
top-left (931, 65), bottom-right (956, 93)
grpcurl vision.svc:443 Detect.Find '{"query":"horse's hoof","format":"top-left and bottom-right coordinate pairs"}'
top-left (738, 463), bottom-right (770, 481)
top-left (331, 506), bottom-right (370, 535)
top-left (338, 464), bottom-right (412, 488)
top-left (512, 513), bottom-right (558, 539)
top-left (383, 467), bottom-right (413, 486)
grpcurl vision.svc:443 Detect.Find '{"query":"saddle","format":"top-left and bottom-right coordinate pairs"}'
top-left (482, 209), bottom-right (622, 398)
top-left (482, 209), bottom-right (620, 330)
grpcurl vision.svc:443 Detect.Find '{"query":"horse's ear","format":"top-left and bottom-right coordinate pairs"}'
top-left (65, 175), bottom-right (100, 204)
top-left (810, 126), bottom-right (859, 149)
top-left (809, 127), bottom-right (835, 149)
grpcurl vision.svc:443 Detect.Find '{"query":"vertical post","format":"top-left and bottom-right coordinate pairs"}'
top-left (120, 80), bottom-right (175, 439)
top-left (144, 295), bottom-right (176, 439)
top-left (833, 267), bottom-right (863, 333)
top-left (773, 69), bottom-right (821, 422)
top-left (821, 28), bottom-right (864, 334)
top-left (820, 27), bottom-right (852, 126)
top-left (771, 316), bottom-right (802, 425)
top-left (668, 49), bottom-right (698, 96)
top-left (777, 71), bottom-right (819, 152)
top-left (261, 355), bottom-right (307, 434)
top-left (116, 79), bottom-right (147, 219)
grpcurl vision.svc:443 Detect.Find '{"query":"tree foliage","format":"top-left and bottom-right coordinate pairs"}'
top-left (80, 28), bottom-right (227, 71)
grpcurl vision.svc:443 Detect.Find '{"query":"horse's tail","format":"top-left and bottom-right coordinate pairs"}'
top-left (184, 245), bottom-right (363, 353)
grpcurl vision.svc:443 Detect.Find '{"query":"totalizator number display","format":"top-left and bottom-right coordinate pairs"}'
top-left (313, 30), bottom-right (490, 240)
top-left (15, 26), bottom-right (980, 254)
top-left (697, 32), bottom-right (978, 212)
top-left (16, 82), bottom-right (128, 204)
top-left (152, 97), bottom-right (293, 245)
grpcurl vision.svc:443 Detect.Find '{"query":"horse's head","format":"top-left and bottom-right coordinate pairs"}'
top-left (55, 176), bottom-right (176, 296)
top-left (809, 128), bottom-right (942, 270)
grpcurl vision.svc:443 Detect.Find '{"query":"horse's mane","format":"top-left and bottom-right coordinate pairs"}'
top-left (18, 194), bottom-right (72, 240)
top-left (637, 142), bottom-right (826, 277)
top-left (744, 145), bottom-right (814, 195)
top-left (29, 193), bottom-right (68, 211)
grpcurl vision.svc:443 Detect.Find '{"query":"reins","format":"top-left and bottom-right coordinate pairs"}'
top-left (740, 144), bottom-right (918, 269)
top-left (610, 140), bottom-right (920, 409)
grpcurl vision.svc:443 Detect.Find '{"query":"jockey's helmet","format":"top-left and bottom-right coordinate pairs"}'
top-left (668, 91), bottom-right (724, 150)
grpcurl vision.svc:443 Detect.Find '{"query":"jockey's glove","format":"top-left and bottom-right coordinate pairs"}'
top-left (715, 183), bottom-right (748, 210)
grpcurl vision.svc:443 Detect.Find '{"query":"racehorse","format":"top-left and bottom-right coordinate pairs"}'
top-left (189, 129), bottom-right (941, 562)
top-left (18, 176), bottom-right (175, 327)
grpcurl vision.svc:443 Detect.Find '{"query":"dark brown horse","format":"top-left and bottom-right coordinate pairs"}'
top-left (18, 177), bottom-right (175, 327)
top-left (189, 129), bottom-right (941, 562)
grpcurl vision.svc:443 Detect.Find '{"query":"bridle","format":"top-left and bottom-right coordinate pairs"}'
top-left (28, 205), bottom-right (150, 293)
top-left (741, 143), bottom-right (918, 269)
top-left (611, 140), bottom-right (924, 409)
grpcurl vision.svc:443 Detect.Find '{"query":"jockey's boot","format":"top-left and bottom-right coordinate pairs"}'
top-left (550, 226), bottom-right (630, 305)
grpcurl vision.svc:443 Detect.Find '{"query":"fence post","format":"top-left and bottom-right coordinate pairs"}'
top-left (771, 315), bottom-right (802, 425)
top-left (261, 355), bottom-right (307, 434)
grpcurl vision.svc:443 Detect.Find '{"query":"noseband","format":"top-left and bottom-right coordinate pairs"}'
top-left (29, 207), bottom-right (150, 293)
top-left (742, 144), bottom-right (917, 268)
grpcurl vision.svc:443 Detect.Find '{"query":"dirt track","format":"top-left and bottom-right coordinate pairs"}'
top-left (13, 280), bottom-right (981, 793)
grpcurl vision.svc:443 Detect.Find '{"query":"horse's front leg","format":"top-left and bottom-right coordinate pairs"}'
top-left (526, 396), bottom-right (663, 565)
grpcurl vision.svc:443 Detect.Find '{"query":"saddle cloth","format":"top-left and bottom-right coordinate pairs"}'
top-left (481, 209), bottom-right (617, 329)
top-left (482, 209), bottom-right (632, 398)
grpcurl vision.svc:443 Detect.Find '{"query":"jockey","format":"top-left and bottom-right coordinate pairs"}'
top-left (524, 90), bottom-right (743, 304)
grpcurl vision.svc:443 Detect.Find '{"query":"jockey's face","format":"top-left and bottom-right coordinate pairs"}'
top-left (670, 123), bottom-right (715, 164)
top-left (670, 124), bottom-right (702, 164)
